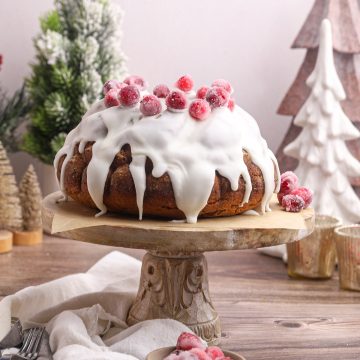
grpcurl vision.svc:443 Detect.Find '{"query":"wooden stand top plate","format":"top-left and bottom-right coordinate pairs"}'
top-left (42, 192), bottom-right (315, 253)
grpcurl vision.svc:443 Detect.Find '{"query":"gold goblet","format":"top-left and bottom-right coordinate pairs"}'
top-left (287, 215), bottom-right (341, 279)
top-left (334, 225), bottom-right (360, 291)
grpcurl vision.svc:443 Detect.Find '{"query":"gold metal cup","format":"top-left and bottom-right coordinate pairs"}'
top-left (334, 225), bottom-right (360, 291)
top-left (287, 215), bottom-right (341, 279)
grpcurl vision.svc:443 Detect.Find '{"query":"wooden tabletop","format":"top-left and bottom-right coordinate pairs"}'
top-left (1, 235), bottom-right (360, 360)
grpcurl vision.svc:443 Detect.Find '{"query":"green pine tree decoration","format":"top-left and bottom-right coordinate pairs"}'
top-left (23, 0), bottom-right (127, 164)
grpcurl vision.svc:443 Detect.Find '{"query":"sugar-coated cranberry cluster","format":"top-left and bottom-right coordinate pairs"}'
top-left (163, 332), bottom-right (232, 360)
top-left (277, 171), bottom-right (313, 212)
top-left (170, 75), bottom-right (235, 121)
top-left (102, 74), bottom-right (236, 121)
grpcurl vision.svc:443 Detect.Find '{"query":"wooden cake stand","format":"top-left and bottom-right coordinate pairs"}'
top-left (42, 192), bottom-right (314, 345)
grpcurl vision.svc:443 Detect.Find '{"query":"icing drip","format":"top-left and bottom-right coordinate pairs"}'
top-left (54, 97), bottom-right (279, 223)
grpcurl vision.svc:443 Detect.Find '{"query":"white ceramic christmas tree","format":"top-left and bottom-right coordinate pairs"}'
top-left (284, 19), bottom-right (360, 223)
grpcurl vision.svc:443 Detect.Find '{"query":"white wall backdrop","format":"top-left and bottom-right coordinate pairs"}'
top-left (0, 0), bottom-right (314, 178)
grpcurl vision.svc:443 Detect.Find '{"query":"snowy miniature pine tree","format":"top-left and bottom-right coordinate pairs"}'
top-left (19, 165), bottom-right (42, 231)
top-left (0, 141), bottom-right (23, 231)
top-left (284, 19), bottom-right (360, 223)
top-left (23, 0), bottom-right (127, 164)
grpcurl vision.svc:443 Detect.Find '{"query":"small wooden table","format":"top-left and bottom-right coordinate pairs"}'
top-left (0, 235), bottom-right (359, 359)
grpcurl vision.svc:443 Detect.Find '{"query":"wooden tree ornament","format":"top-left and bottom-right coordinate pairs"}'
top-left (14, 164), bottom-right (43, 245)
top-left (0, 141), bottom-right (22, 232)
top-left (0, 230), bottom-right (13, 254)
top-left (276, 0), bottom-right (360, 196)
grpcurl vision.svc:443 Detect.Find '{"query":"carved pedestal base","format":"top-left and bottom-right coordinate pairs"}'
top-left (127, 251), bottom-right (221, 344)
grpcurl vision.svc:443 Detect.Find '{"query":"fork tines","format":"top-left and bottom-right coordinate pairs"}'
top-left (16, 328), bottom-right (45, 360)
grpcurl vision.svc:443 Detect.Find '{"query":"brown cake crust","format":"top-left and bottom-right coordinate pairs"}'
top-left (57, 142), bottom-right (274, 219)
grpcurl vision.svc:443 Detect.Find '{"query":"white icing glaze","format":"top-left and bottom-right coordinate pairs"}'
top-left (54, 92), bottom-right (280, 223)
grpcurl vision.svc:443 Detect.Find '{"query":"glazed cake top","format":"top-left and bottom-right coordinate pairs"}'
top-left (55, 75), bottom-right (280, 223)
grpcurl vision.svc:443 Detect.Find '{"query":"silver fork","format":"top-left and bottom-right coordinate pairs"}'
top-left (15, 328), bottom-right (44, 360)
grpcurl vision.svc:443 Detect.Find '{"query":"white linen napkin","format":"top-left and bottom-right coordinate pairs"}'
top-left (258, 244), bottom-right (288, 263)
top-left (0, 251), bottom-right (193, 360)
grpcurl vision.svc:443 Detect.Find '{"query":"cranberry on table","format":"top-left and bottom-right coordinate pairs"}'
top-left (176, 75), bottom-right (194, 92)
top-left (164, 332), bottom-right (231, 360)
top-left (282, 194), bottom-right (305, 212)
top-left (119, 85), bottom-right (140, 107)
top-left (189, 348), bottom-right (211, 360)
top-left (140, 95), bottom-right (162, 116)
top-left (277, 171), bottom-right (299, 203)
top-left (189, 99), bottom-right (211, 121)
top-left (291, 187), bottom-right (313, 208)
top-left (176, 332), bottom-right (206, 351)
top-left (153, 84), bottom-right (170, 98)
top-left (206, 346), bottom-right (224, 359)
top-left (166, 90), bottom-right (188, 111)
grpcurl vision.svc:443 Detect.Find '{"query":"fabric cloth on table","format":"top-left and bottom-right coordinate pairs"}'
top-left (258, 244), bottom-right (287, 263)
top-left (0, 251), bottom-right (194, 360)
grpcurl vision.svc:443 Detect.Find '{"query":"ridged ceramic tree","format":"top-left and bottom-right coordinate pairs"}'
top-left (284, 19), bottom-right (360, 223)
top-left (0, 141), bottom-right (23, 231)
top-left (19, 165), bottom-right (43, 231)
top-left (277, 0), bottom-right (360, 197)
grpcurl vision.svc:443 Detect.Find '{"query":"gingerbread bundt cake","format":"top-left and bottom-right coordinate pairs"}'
top-left (54, 75), bottom-right (280, 223)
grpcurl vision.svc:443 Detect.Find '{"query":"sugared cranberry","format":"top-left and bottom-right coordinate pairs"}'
top-left (206, 86), bottom-right (230, 108)
top-left (124, 75), bottom-right (147, 90)
top-left (140, 95), bottom-right (162, 116)
top-left (277, 193), bottom-right (285, 204)
top-left (189, 348), bottom-right (211, 360)
top-left (176, 332), bottom-right (206, 350)
top-left (196, 86), bottom-right (209, 100)
top-left (176, 75), bottom-right (194, 92)
top-left (189, 99), bottom-right (211, 121)
top-left (205, 346), bottom-right (224, 360)
top-left (166, 90), bottom-right (188, 111)
top-left (228, 98), bottom-right (235, 112)
top-left (281, 171), bottom-right (299, 189)
top-left (282, 194), bottom-right (305, 213)
top-left (277, 171), bottom-right (299, 204)
top-left (104, 89), bottom-right (120, 107)
top-left (291, 187), bottom-right (313, 208)
top-left (153, 84), bottom-right (170, 98)
top-left (211, 79), bottom-right (233, 93)
top-left (119, 85), bottom-right (140, 107)
top-left (103, 80), bottom-right (123, 95)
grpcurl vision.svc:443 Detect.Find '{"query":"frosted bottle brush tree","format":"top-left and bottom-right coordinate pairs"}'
top-left (0, 141), bottom-right (23, 232)
top-left (19, 165), bottom-right (43, 231)
top-left (284, 19), bottom-right (360, 223)
top-left (23, 0), bottom-right (127, 164)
